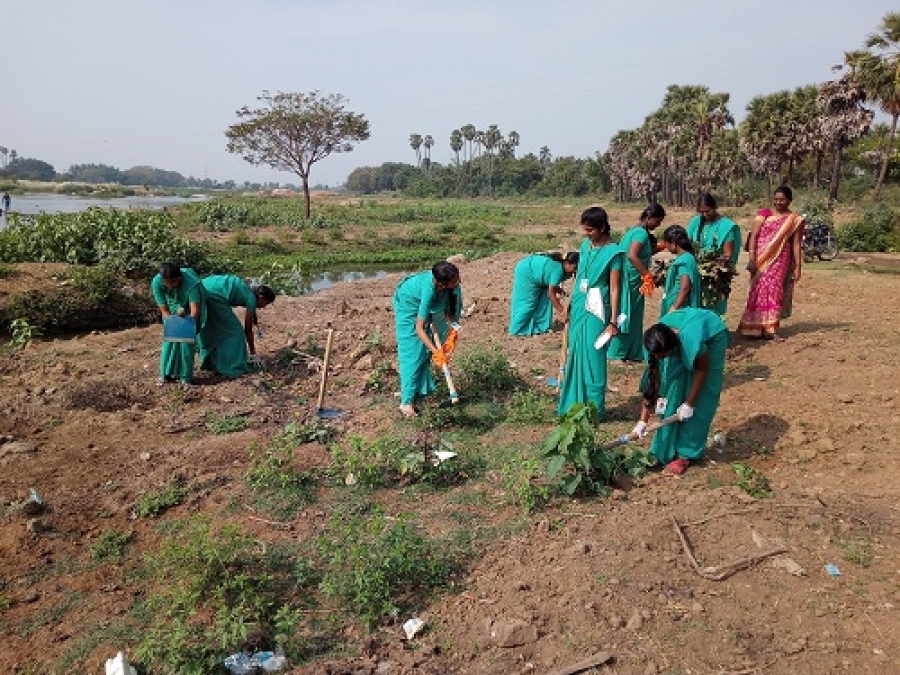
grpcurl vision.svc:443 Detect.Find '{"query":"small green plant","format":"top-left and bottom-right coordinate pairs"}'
top-left (8, 317), bottom-right (40, 351)
top-left (542, 403), bottom-right (657, 496)
top-left (500, 453), bottom-right (552, 514)
top-left (841, 539), bottom-right (874, 567)
top-left (838, 202), bottom-right (898, 253)
top-left (245, 423), bottom-right (318, 519)
top-left (90, 529), bottom-right (132, 562)
top-left (732, 463), bottom-right (772, 499)
top-left (204, 412), bottom-right (250, 434)
top-left (133, 479), bottom-right (187, 518)
top-left (317, 506), bottom-right (461, 629)
top-left (506, 389), bottom-right (553, 424)
top-left (455, 345), bottom-right (523, 395)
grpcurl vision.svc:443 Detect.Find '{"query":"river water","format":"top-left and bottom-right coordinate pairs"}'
top-left (0, 193), bottom-right (415, 294)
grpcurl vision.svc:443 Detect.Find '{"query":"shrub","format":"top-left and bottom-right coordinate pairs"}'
top-left (133, 479), bottom-right (187, 518)
top-left (90, 530), bottom-right (132, 562)
top-left (317, 507), bottom-right (462, 629)
top-left (838, 203), bottom-right (898, 252)
top-left (455, 345), bottom-right (523, 396)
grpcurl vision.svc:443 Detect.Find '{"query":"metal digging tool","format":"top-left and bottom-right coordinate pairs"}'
top-left (546, 316), bottom-right (569, 390)
top-left (599, 414), bottom-right (681, 451)
top-left (315, 329), bottom-right (346, 419)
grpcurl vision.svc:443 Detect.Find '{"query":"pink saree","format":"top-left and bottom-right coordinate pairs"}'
top-left (738, 211), bottom-right (803, 337)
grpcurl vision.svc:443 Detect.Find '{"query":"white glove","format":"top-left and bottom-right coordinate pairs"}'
top-left (631, 421), bottom-right (649, 439)
top-left (248, 354), bottom-right (263, 367)
top-left (676, 403), bottom-right (694, 421)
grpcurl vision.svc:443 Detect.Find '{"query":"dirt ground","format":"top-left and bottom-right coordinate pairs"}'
top-left (2, 237), bottom-right (900, 674)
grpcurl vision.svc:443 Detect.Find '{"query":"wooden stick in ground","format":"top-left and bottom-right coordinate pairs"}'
top-left (598, 414), bottom-right (681, 451)
top-left (315, 328), bottom-right (334, 412)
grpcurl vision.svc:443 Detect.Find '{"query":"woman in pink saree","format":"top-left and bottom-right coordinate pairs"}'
top-left (738, 186), bottom-right (805, 339)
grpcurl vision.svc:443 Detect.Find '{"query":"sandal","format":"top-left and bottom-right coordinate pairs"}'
top-left (664, 458), bottom-right (690, 476)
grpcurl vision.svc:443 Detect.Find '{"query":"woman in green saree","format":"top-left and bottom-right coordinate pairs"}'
top-left (686, 193), bottom-right (741, 315)
top-left (150, 263), bottom-right (207, 385)
top-left (660, 226), bottom-right (701, 316)
top-left (557, 206), bottom-right (628, 419)
top-left (631, 308), bottom-right (729, 475)
top-left (508, 252), bottom-right (579, 336)
top-left (392, 261), bottom-right (462, 418)
top-left (198, 275), bottom-right (275, 378)
top-left (608, 203), bottom-right (666, 362)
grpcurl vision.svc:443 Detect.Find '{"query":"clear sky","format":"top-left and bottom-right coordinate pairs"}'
top-left (5, 0), bottom-right (896, 188)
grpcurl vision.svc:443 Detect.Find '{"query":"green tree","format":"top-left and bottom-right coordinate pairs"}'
top-left (1, 157), bottom-right (56, 181)
top-left (845, 12), bottom-right (900, 194)
top-left (409, 133), bottom-right (423, 168)
top-left (225, 90), bottom-right (370, 217)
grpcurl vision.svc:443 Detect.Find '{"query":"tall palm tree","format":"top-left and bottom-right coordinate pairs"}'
top-left (817, 76), bottom-right (874, 203)
top-left (539, 146), bottom-right (552, 171)
top-left (409, 133), bottom-right (423, 168)
top-left (0, 147), bottom-right (7, 168)
top-left (844, 12), bottom-right (900, 194)
top-left (422, 135), bottom-right (434, 174)
top-left (450, 129), bottom-right (463, 168)
top-left (483, 125), bottom-right (503, 195)
top-left (461, 124), bottom-right (476, 162)
top-left (507, 130), bottom-right (520, 158)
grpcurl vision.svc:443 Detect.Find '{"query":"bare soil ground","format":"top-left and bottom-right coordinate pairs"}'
top-left (2, 232), bottom-right (900, 674)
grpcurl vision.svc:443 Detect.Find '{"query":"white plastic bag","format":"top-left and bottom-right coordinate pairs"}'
top-left (584, 287), bottom-right (605, 322)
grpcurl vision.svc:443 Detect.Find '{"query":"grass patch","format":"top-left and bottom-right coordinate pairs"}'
top-left (90, 529), bottom-right (132, 562)
top-left (133, 479), bottom-right (187, 518)
top-left (205, 412), bottom-right (250, 434)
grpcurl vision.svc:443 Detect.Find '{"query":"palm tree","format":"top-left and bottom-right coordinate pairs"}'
top-left (817, 76), bottom-right (874, 203)
top-left (483, 125), bottom-right (503, 195)
top-left (422, 135), bottom-right (434, 174)
top-left (450, 129), bottom-right (463, 168)
top-left (0, 147), bottom-right (7, 168)
top-left (539, 146), bottom-right (552, 173)
top-left (844, 12), bottom-right (900, 194)
top-left (461, 124), bottom-right (476, 162)
top-left (409, 134), bottom-right (423, 168)
top-left (507, 130), bottom-right (520, 159)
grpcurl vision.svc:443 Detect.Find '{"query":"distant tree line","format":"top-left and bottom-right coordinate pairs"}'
top-left (0, 155), bottom-right (292, 192)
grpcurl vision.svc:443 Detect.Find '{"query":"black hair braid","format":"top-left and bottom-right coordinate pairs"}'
top-left (642, 353), bottom-right (660, 411)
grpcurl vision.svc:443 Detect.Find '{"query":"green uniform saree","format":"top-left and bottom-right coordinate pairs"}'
top-left (198, 275), bottom-right (257, 378)
top-left (648, 308), bottom-right (729, 464)
top-left (508, 255), bottom-right (565, 336)
top-left (660, 251), bottom-right (701, 316)
top-left (150, 268), bottom-right (207, 383)
top-left (557, 240), bottom-right (627, 419)
top-left (392, 271), bottom-right (462, 406)
top-left (686, 214), bottom-right (741, 315)
top-left (607, 225), bottom-right (652, 362)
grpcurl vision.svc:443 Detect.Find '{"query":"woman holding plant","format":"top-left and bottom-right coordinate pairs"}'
top-left (392, 261), bottom-right (462, 418)
top-left (632, 308), bottom-right (729, 475)
top-left (660, 225), bottom-right (701, 315)
top-left (686, 193), bottom-right (741, 315)
top-left (150, 263), bottom-right (207, 386)
top-left (608, 203), bottom-right (666, 362)
top-left (508, 251), bottom-right (579, 336)
top-left (557, 206), bottom-right (627, 419)
top-left (738, 186), bottom-right (805, 340)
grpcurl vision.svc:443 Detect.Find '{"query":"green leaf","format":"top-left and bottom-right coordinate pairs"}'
top-left (561, 473), bottom-right (582, 496)
top-left (546, 454), bottom-right (566, 480)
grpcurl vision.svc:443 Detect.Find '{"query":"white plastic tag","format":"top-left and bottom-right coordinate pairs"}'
top-left (579, 278), bottom-right (588, 293)
top-left (655, 397), bottom-right (668, 415)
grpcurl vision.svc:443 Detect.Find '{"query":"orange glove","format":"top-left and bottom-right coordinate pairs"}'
top-left (639, 273), bottom-right (655, 297)
top-left (431, 350), bottom-right (448, 368)
top-left (442, 327), bottom-right (458, 357)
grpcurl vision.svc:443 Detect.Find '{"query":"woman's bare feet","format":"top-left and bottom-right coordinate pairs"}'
top-left (399, 404), bottom-right (418, 418)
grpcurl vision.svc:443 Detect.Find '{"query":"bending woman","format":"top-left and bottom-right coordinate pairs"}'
top-left (738, 186), bottom-right (805, 339)
top-left (198, 275), bottom-right (276, 378)
top-left (686, 193), bottom-right (741, 315)
top-left (150, 263), bottom-right (207, 385)
top-left (508, 251), bottom-right (579, 336)
top-left (557, 206), bottom-right (628, 419)
top-left (632, 308), bottom-right (729, 475)
top-left (608, 203), bottom-right (665, 362)
top-left (660, 225), bottom-right (701, 315)
top-left (392, 261), bottom-right (462, 418)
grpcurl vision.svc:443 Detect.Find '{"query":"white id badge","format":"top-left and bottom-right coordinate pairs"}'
top-left (655, 397), bottom-right (668, 415)
top-left (579, 278), bottom-right (588, 293)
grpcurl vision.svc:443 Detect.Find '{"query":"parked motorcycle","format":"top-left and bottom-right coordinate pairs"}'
top-left (802, 218), bottom-right (839, 262)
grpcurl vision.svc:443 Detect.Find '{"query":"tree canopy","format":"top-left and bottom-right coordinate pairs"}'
top-left (226, 90), bottom-right (370, 217)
